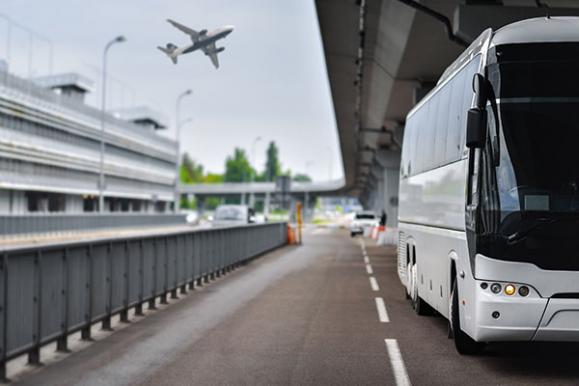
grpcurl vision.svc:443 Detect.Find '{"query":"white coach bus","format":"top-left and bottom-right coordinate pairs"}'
top-left (398, 17), bottom-right (579, 354)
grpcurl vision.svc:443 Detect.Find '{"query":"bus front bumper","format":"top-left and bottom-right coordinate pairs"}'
top-left (472, 254), bottom-right (579, 342)
top-left (472, 283), bottom-right (547, 342)
top-left (472, 284), bottom-right (579, 342)
top-left (534, 299), bottom-right (579, 341)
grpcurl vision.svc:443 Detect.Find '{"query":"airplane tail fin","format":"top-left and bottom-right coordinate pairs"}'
top-left (157, 43), bottom-right (178, 64)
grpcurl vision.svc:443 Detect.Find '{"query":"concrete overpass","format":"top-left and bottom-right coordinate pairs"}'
top-left (315, 0), bottom-right (579, 226)
top-left (179, 179), bottom-right (345, 196)
top-left (179, 179), bottom-right (346, 214)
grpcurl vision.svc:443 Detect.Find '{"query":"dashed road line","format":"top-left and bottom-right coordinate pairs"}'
top-left (369, 276), bottom-right (379, 291)
top-left (385, 339), bottom-right (412, 386)
top-left (375, 297), bottom-right (389, 322)
top-left (363, 256), bottom-right (370, 264)
top-left (366, 264), bottom-right (374, 275)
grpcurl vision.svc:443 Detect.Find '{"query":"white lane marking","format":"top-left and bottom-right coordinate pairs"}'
top-left (375, 297), bottom-right (389, 322)
top-left (369, 276), bottom-right (379, 291)
top-left (366, 264), bottom-right (373, 275)
top-left (363, 256), bottom-right (370, 264)
top-left (384, 339), bottom-right (412, 386)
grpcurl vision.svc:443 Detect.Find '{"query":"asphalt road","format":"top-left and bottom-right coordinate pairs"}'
top-left (13, 227), bottom-right (579, 385)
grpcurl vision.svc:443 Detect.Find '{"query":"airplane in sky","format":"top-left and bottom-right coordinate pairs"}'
top-left (158, 19), bottom-right (234, 69)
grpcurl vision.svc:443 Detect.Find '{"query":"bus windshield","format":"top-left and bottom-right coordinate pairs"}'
top-left (481, 43), bottom-right (579, 269)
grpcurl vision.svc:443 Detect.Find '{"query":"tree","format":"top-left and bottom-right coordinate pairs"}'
top-left (180, 153), bottom-right (204, 184)
top-left (204, 173), bottom-right (224, 183)
top-left (293, 173), bottom-right (312, 182)
top-left (224, 147), bottom-right (254, 182)
top-left (263, 141), bottom-right (281, 182)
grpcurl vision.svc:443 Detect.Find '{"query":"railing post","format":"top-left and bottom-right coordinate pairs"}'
top-left (136, 240), bottom-right (144, 316)
top-left (160, 238), bottom-right (169, 305)
top-left (102, 243), bottom-right (113, 331)
top-left (188, 234), bottom-right (195, 290)
top-left (120, 240), bottom-right (130, 323)
top-left (56, 248), bottom-right (70, 353)
top-left (81, 244), bottom-right (93, 341)
top-left (180, 235), bottom-right (188, 294)
top-left (149, 238), bottom-right (158, 310)
top-left (28, 250), bottom-right (42, 366)
top-left (170, 236), bottom-right (179, 299)
top-left (0, 253), bottom-right (9, 382)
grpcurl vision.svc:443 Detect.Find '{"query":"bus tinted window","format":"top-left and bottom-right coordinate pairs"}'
top-left (435, 85), bottom-right (450, 165)
top-left (401, 118), bottom-right (414, 177)
top-left (458, 57), bottom-right (481, 152)
top-left (424, 96), bottom-right (438, 170)
top-left (446, 68), bottom-right (466, 162)
top-left (415, 107), bottom-right (429, 173)
top-left (404, 55), bottom-right (480, 176)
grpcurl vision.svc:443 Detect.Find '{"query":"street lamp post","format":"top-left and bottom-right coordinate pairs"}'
top-left (98, 35), bottom-right (126, 213)
top-left (174, 89), bottom-right (193, 213)
top-left (249, 136), bottom-right (262, 208)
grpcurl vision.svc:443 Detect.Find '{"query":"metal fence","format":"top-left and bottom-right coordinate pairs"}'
top-left (0, 222), bottom-right (287, 379)
top-left (0, 214), bottom-right (187, 238)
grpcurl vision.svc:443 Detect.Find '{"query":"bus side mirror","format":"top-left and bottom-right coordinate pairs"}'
top-left (466, 107), bottom-right (487, 148)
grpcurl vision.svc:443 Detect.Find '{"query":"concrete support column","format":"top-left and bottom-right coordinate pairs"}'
top-left (375, 150), bottom-right (400, 228)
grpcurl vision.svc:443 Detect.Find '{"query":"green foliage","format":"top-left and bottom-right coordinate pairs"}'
top-left (180, 153), bottom-right (204, 183)
top-left (204, 173), bottom-right (224, 183)
top-left (224, 148), bottom-right (255, 182)
top-left (264, 141), bottom-right (282, 181)
top-left (292, 173), bottom-right (311, 182)
top-left (203, 196), bottom-right (222, 210)
top-left (180, 196), bottom-right (197, 209)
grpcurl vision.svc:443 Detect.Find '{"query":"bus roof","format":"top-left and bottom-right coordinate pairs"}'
top-left (406, 17), bottom-right (579, 121)
top-left (492, 16), bottom-right (579, 47)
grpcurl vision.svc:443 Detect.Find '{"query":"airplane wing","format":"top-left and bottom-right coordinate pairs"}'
top-left (167, 19), bottom-right (201, 40)
top-left (203, 42), bottom-right (220, 69)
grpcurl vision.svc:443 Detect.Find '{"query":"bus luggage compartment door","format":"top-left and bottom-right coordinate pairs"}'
top-left (534, 299), bottom-right (579, 341)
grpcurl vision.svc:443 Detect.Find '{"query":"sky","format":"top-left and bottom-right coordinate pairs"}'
top-left (0, 0), bottom-right (343, 181)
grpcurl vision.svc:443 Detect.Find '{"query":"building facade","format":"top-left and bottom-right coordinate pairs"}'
top-left (0, 71), bottom-right (177, 214)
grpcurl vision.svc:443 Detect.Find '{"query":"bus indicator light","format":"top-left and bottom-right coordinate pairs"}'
top-left (490, 283), bottom-right (502, 294)
top-left (504, 284), bottom-right (516, 296)
top-left (518, 286), bottom-right (530, 297)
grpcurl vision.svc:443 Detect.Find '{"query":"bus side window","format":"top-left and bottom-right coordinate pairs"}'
top-left (425, 96), bottom-right (438, 170)
top-left (460, 57), bottom-right (482, 153)
top-left (435, 85), bottom-right (450, 166)
top-left (415, 104), bottom-right (430, 173)
top-left (447, 69), bottom-right (466, 163)
top-left (401, 118), bottom-right (413, 177)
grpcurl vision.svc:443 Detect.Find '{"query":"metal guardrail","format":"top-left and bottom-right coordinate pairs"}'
top-left (0, 214), bottom-right (187, 237)
top-left (0, 222), bottom-right (288, 380)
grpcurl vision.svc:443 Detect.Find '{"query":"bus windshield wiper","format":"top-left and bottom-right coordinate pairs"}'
top-left (504, 217), bottom-right (557, 244)
top-left (503, 217), bottom-right (577, 244)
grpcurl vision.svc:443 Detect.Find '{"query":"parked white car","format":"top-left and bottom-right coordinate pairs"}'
top-left (212, 205), bottom-right (255, 227)
top-left (349, 211), bottom-right (378, 237)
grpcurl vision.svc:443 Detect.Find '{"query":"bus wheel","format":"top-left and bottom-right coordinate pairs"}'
top-left (410, 263), bottom-right (433, 315)
top-left (450, 280), bottom-right (485, 355)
